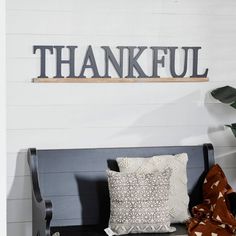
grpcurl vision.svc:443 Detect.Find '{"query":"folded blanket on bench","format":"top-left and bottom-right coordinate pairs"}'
top-left (187, 164), bottom-right (236, 236)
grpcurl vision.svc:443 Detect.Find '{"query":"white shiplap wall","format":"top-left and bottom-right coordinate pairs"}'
top-left (0, 0), bottom-right (6, 235)
top-left (6, 0), bottom-right (236, 235)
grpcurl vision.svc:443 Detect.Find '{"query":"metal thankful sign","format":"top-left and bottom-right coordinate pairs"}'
top-left (33, 45), bottom-right (209, 83)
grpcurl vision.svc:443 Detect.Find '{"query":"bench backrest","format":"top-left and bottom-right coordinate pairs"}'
top-left (31, 144), bottom-right (214, 227)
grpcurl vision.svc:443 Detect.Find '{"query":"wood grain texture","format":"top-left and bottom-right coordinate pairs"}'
top-left (32, 77), bottom-right (209, 83)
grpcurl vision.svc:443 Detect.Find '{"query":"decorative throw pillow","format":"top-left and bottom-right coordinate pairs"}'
top-left (105, 169), bottom-right (176, 235)
top-left (116, 153), bottom-right (190, 223)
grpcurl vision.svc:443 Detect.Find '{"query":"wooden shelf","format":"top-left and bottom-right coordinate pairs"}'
top-left (33, 77), bottom-right (209, 83)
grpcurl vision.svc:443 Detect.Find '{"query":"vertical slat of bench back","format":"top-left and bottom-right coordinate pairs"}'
top-left (36, 144), bottom-right (214, 227)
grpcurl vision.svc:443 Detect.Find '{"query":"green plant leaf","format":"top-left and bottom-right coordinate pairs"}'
top-left (211, 86), bottom-right (236, 105)
top-left (211, 86), bottom-right (236, 139)
top-left (231, 101), bottom-right (236, 109)
top-left (226, 123), bottom-right (236, 137)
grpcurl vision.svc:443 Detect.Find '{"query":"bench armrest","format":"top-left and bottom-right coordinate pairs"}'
top-left (28, 148), bottom-right (53, 236)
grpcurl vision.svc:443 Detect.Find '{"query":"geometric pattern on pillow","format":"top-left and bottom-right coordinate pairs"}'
top-left (106, 169), bottom-right (176, 235)
top-left (117, 153), bottom-right (190, 223)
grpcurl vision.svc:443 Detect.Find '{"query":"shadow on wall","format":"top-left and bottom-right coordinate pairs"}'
top-left (216, 149), bottom-right (236, 190)
top-left (75, 177), bottom-right (110, 227)
top-left (108, 90), bottom-right (210, 146)
top-left (205, 91), bottom-right (236, 146)
top-left (75, 160), bottom-right (119, 226)
top-left (216, 149), bottom-right (236, 168)
top-left (205, 92), bottom-right (236, 189)
top-left (7, 149), bottom-right (32, 236)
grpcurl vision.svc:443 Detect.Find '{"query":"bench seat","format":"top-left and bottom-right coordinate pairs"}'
top-left (28, 144), bottom-right (215, 236)
top-left (51, 224), bottom-right (188, 236)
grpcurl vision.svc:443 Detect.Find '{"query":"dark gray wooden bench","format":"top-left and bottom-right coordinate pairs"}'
top-left (28, 143), bottom-right (215, 236)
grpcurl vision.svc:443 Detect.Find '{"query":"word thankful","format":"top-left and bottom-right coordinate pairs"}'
top-left (33, 45), bottom-right (208, 79)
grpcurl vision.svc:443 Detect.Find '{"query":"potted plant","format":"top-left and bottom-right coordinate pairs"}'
top-left (211, 86), bottom-right (236, 137)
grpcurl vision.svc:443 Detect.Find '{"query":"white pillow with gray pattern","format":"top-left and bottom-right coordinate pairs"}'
top-left (105, 169), bottom-right (176, 235)
top-left (116, 153), bottom-right (190, 223)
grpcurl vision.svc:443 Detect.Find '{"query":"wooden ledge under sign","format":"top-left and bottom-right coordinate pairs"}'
top-left (33, 77), bottom-right (209, 83)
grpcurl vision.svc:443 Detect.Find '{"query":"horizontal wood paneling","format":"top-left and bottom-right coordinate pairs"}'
top-left (40, 168), bottom-right (204, 196)
top-left (7, 199), bottom-right (31, 223)
top-left (6, 146), bottom-right (236, 179)
top-left (7, 152), bottom-right (29, 177)
top-left (7, 176), bottom-right (31, 200)
top-left (7, 167), bottom-right (236, 224)
top-left (6, 35), bottom-right (213, 58)
top-left (6, 0), bottom-right (236, 16)
top-left (7, 82), bottom-right (236, 106)
top-left (7, 127), bottom-right (236, 154)
top-left (6, 146), bottom-right (236, 203)
top-left (7, 103), bottom-right (236, 129)
top-left (45, 195), bottom-right (99, 221)
top-left (7, 11), bottom-right (236, 37)
top-left (51, 219), bottom-right (83, 227)
top-left (214, 146), bottom-right (236, 168)
top-left (7, 222), bottom-right (32, 236)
